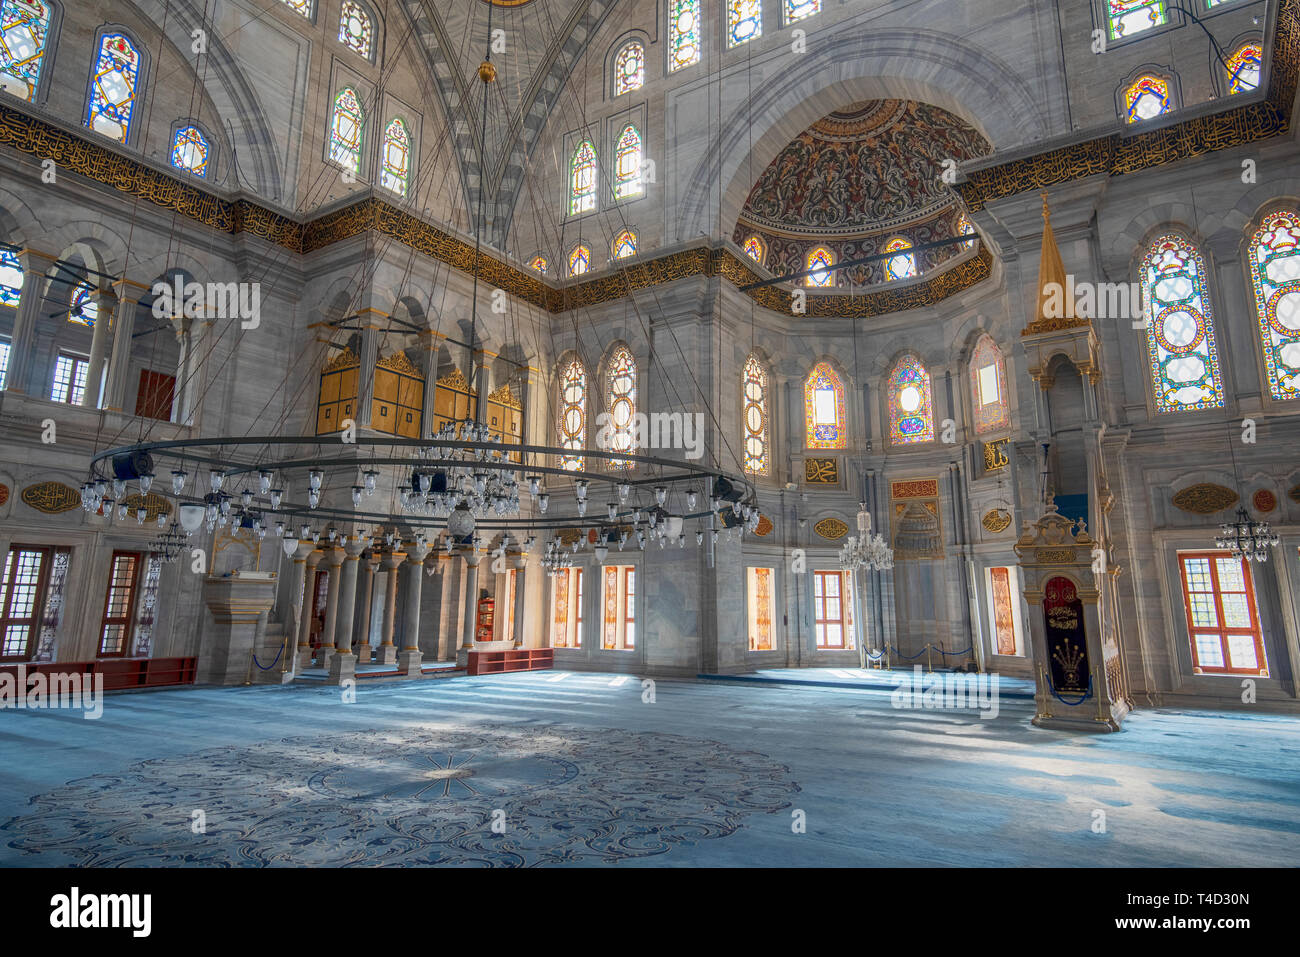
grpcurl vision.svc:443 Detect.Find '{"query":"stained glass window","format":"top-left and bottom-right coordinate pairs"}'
top-left (381, 117), bottom-right (410, 196)
top-left (668, 0), bottom-right (701, 72)
top-left (785, 0), bottom-right (821, 23)
top-left (558, 357), bottom-right (587, 471)
top-left (339, 1), bottom-right (373, 59)
top-left (888, 354), bottom-right (934, 444)
top-left (804, 361), bottom-right (845, 449)
top-left (569, 139), bottom-right (597, 215)
top-left (1141, 234), bottom-right (1224, 413)
top-left (806, 247), bottom-right (833, 287)
top-left (1107, 0), bottom-right (1167, 40)
top-left (280, 0), bottom-right (313, 17)
top-left (612, 229), bottom-right (637, 260)
top-left (170, 126), bottom-right (209, 177)
top-left (0, 247), bottom-right (22, 307)
top-left (69, 282), bottom-right (98, 327)
top-left (0, 0), bottom-right (51, 102)
top-left (1226, 42), bottom-right (1262, 94)
top-left (606, 345), bottom-right (637, 468)
top-left (743, 353), bottom-right (769, 474)
top-left (330, 88), bottom-right (364, 173)
top-left (884, 238), bottom-right (917, 280)
top-left (613, 41), bottom-right (644, 95)
top-left (728, 0), bottom-right (762, 47)
top-left (742, 235), bottom-right (765, 265)
top-left (1124, 74), bottom-right (1170, 123)
top-left (568, 244), bottom-right (590, 277)
top-left (529, 255), bottom-right (548, 275)
top-left (956, 213), bottom-right (976, 250)
top-left (614, 124), bottom-right (643, 200)
top-left (1247, 210), bottom-right (1300, 402)
top-left (970, 334), bottom-right (1010, 434)
top-left (86, 33), bottom-right (142, 144)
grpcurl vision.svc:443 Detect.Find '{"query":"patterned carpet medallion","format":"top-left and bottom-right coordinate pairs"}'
top-left (1, 722), bottom-right (799, 866)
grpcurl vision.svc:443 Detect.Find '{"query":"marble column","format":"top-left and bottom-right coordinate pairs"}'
top-left (327, 538), bottom-right (366, 684)
top-left (4, 248), bottom-right (55, 395)
top-left (398, 544), bottom-right (431, 676)
top-left (105, 279), bottom-right (149, 412)
top-left (456, 551), bottom-right (482, 666)
top-left (354, 551), bottom-right (378, 662)
top-left (285, 540), bottom-right (316, 675)
top-left (376, 550), bottom-right (405, 665)
top-left (316, 546), bottom-right (346, 670)
top-left (79, 287), bottom-right (116, 408)
top-left (296, 549), bottom-right (324, 670)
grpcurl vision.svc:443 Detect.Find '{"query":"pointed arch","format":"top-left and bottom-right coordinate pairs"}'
top-left (558, 354), bottom-right (588, 471)
top-left (0, 0), bottom-right (54, 103)
top-left (86, 31), bottom-right (143, 145)
top-left (381, 117), bottom-right (410, 196)
top-left (956, 213), bottom-right (976, 250)
top-left (804, 361), bottom-right (845, 449)
top-left (888, 354), bottom-right (934, 444)
top-left (612, 40), bottom-right (644, 95)
top-left (170, 124), bottom-right (211, 178)
top-left (1123, 72), bottom-right (1173, 123)
top-left (883, 237), bottom-right (917, 280)
top-left (569, 139), bottom-right (597, 215)
top-left (806, 247), bottom-right (834, 287)
top-left (338, 1), bottom-right (374, 60)
top-left (612, 229), bottom-right (637, 260)
top-left (614, 124), bottom-right (643, 200)
top-left (1246, 210), bottom-right (1300, 402)
top-left (742, 353), bottom-right (770, 475)
top-left (1140, 233), bottom-right (1224, 413)
top-left (528, 254), bottom-right (549, 275)
top-left (605, 344), bottom-right (637, 468)
top-left (1225, 40), bottom-right (1262, 94)
top-left (329, 87), bottom-right (365, 173)
top-left (568, 244), bottom-right (590, 277)
top-left (969, 334), bottom-right (1009, 434)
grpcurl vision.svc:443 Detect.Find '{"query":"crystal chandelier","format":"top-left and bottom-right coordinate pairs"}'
top-left (1215, 506), bottom-right (1279, 563)
top-left (838, 504), bottom-right (893, 571)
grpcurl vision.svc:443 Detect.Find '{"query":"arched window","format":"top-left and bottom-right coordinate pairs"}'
top-left (614, 124), bottom-right (643, 200)
top-left (381, 117), bottom-right (410, 196)
top-left (569, 139), bottom-right (597, 215)
top-left (339, 1), bottom-right (373, 60)
top-left (668, 0), bottom-right (701, 72)
top-left (785, 0), bottom-right (821, 24)
top-left (280, 0), bottom-right (313, 17)
top-left (1247, 210), bottom-right (1300, 401)
top-left (69, 282), bottom-right (98, 327)
top-left (568, 244), bottom-right (590, 277)
top-left (806, 247), bottom-right (834, 287)
top-left (1226, 41), bottom-right (1262, 94)
top-left (0, 248), bottom-right (23, 307)
top-left (728, 0), bottom-right (762, 47)
top-left (888, 354), bottom-right (934, 444)
top-left (0, 0), bottom-right (52, 102)
top-left (804, 361), bottom-right (845, 449)
top-left (605, 345), bottom-right (637, 468)
top-left (86, 33), bottom-right (142, 144)
top-left (528, 255), bottom-right (549, 275)
top-left (558, 357), bottom-right (587, 471)
top-left (1107, 0), bottom-right (1167, 40)
top-left (956, 213), bottom-right (976, 250)
top-left (613, 41), bottom-right (644, 95)
top-left (742, 353), bottom-right (769, 474)
top-left (329, 87), bottom-right (365, 173)
top-left (612, 229), bottom-right (637, 260)
top-left (1124, 74), bottom-right (1171, 123)
top-left (1140, 234), bottom-right (1224, 413)
top-left (742, 236), bottom-right (765, 265)
top-left (884, 238), bottom-right (917, 280)
top-left (170, 125), bottom-right (210, 178)
top-left (970, 335), bottom-right (1010, 434)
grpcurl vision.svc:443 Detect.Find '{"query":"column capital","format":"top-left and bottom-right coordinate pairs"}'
top-left (405, 543), bottom-right (431, 564)
top-left (323, 545), bottom-right (347, 567)
top-left (344, 538), bottom-right (368, 559)
top-left (381, 550), bottom-right (406, 570)
top-left (292, 541), bottom-right (316, 561)
top-left (16, 247), bottom-right (57, 271)
top-left (111, 277), bottom-right (151, 305)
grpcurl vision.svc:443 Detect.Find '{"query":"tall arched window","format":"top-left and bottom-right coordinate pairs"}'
top-left (381, 117), bottom-right (410, 196)
top-left (806, 247), bottom-right (834, 287)
top-left (86, 33), bottom-right (142, 144)
top-left (804, 361), bottom-right (845, 449)
top-left (614, 124), bottom-right (643, 200)
top-left (884, 238), bottom-right (917, 280)
top-left (569, 139), bottom-right (597, 215)
top-left (1141, 234), bottom-right (1224, 413)
top-left (668, 0), bottom-right (701, 72)
top-left (0, 248), bottom-right (23, 307)
top-left (970, 335), bottom-right (1010, 434)
top-left (0, 0), bottom-right (52, 102)
top-left (170, 125), bottom-right (210, 178)
top-left (1107, 0), bottom-right (1167, 40)
top-left (1247, 210), bottom-right (1300, 402)
top-left (728, 1), bottom-right (762, 47)
top-left (558, 357), bottom-right (587, 471)
top-left (1124, 74), bottom-right (1171, 123)
top-left (785, 0), bottom-right (821, 24)
top-left (742, 236), bottom-right (765, 265)
top-left (69, 282), bottom-right (98, 328)
top-left (606, 345), bottom-right (637, 468)
top-left (568, 244), bottom-right (590, 277)
top-left (888, 354), bottom-right (934, 444)
top-left (329, 88), bottom-right (365, 173)
top-left (743, 353), bottom-right (769, 475)
top-left (612, 229), bottom-right (637, 260)
top-left (1226, 41), bottom-right (1262, 94)
top-left (613, 41), bottom-right (644, 95)
top-left (280, 0), bottom-right (314, 17)
top-left (956, 213), bottom-right (976, 250)
top-left (339, 1), bottom-right (373, 60)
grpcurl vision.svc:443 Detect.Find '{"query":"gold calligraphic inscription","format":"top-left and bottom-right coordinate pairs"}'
top-left (20, 481), bottom-right (80, 514)
top-left (805, 458), bottom-right (839, 484)
top-left (982, 509), bottom-right (1012, 533)
top-left (121, 493), bottom-right (173, 522)
top-left (1037, 549), bottom-right (1077, 564)
top-left (754, 514), bottom-right (773, 536)
top-left (1171, 483), bottom-right (1239, 515)
top-left (982, 438), bottom-right (1010, 471)
top-left (891, 479), bottom-right (939, 499)
top-left (814, 518), bottom-right (849, 541)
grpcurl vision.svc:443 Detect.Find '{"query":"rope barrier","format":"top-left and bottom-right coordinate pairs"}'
top-left (1045, 672), bottom-right (1093, 706)
top-left (251, 642), bottom-right (285, 672)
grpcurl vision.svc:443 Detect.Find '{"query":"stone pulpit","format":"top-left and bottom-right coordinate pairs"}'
top-left (1014, 500), bottom-right (1128, 732)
